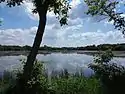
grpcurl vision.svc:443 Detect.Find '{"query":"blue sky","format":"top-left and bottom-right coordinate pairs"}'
top-left (0, 3), bottom-right (38, 29)
top-left (0, 0), bottom-right (125, 47)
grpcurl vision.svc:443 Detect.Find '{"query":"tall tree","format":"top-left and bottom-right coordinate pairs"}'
top-left (84, 0), bottom-right (125, 34)
top-left (0, 19), bottom-right (2, 26)
top-left (0, 0), bottom-right (70, 82)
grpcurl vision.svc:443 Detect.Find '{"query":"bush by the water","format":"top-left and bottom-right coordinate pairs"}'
top-left (89, 50), bottom-right (125, 94)
top-left (0, 60), bottom-right (102, 94)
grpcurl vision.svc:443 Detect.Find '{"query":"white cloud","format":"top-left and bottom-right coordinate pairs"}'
top-left (22, 1), bottom-right (39, 20)
top-left (0, 26), bottom-right (124, 47)
top-left (0, 27), bottom-right (37, 46)
top-left (0, 18), bottom-right (4, 22)
top-left (121, 14), bottom-right (125, 17)
top-left (70, 0), bottom-right (82, 7)
top-left (67, 30), bottom-right (125, 46)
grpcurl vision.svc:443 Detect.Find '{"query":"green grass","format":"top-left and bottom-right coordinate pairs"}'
top-left (50, 76), bottom-right (101, 94)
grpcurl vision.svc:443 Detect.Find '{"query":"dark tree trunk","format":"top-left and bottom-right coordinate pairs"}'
top-left (23, 4), bottom-right (48, 82)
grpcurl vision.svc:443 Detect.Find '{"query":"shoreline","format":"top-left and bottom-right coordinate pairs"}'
top-left (0, 50), bottom-right (125, 57)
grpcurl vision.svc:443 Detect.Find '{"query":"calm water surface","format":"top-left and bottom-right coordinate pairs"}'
top-left (0, 53), bottom-right (125, 76)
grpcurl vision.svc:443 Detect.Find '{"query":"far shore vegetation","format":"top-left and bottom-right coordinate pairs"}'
top-left (0, 43), bottom-right (125, 51)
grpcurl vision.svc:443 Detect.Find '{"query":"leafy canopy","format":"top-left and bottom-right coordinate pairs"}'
top-left (85, 0), bottom-right (125, 34)
top-left (0, 0), bottom-right (71, 26)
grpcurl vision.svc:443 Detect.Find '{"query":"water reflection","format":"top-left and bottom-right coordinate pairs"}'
top-left (0, 53), bottom-right (125, 76)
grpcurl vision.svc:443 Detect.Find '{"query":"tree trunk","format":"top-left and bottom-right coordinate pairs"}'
top-left (23, 5), bottom-right (48, 82)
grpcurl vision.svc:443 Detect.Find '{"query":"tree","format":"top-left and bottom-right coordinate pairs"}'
top-left (0, 20), bottom-right (1, 23)
top-left (0, 0), bottom-right (70, 83)
top-left (84, 0), bottom-right (125, 34)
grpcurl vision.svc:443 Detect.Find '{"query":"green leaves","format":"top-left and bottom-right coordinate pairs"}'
top-left (94, 50), bottom-right (114, 64)
top-left (85, 0), bottom-right (125, 35)
top-left (32, 0), bottom-right (70, 26)
top-left (48, 0), bottom-right (71, 26)
top-left (0, 0), bottom-right (23, 7)
top-left (85, 0), bottom-right (107, 16)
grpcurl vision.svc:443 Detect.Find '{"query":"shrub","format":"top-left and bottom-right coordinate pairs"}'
top-left (89, 50), bottom-right (125, 94)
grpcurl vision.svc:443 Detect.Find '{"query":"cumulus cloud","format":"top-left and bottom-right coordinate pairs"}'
top-left (0, 27), bottom-right (36, 46)
top-left (0, 26), bottom-right (124, 47)
top-left (22, 1), bottom-right (38, 20)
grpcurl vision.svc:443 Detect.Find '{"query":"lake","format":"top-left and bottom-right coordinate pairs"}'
top-left (0, 53), bottom-right (125, 76)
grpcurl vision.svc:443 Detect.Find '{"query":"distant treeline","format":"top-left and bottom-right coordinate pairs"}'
top-left (0, 43), bottom-right (125, 51)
